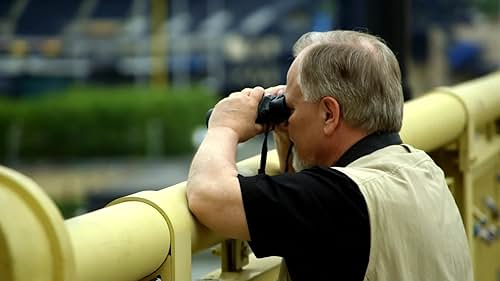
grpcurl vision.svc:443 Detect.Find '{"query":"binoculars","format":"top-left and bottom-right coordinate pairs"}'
top-left (206, 94), bottom-right (291, 127)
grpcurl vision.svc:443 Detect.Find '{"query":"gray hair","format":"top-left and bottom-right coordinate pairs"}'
top-left (292, 30), bottom-right (404, 133)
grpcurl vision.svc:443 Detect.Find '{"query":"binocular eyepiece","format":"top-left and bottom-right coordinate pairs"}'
top-left (206, 94), bottom-right (291, 127)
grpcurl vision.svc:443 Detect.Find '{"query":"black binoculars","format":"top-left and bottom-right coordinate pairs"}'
top-left (206, 94), bottom-right (291, 127)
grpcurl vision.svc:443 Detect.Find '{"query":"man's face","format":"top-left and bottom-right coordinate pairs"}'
top-left (284, 56), bottom-right (324, 171)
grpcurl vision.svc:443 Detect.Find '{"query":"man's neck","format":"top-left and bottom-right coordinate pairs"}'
top-left (326, 125), bottom-right (368, 166)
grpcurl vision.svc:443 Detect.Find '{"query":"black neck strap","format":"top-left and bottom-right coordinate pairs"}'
top-left (284, 143), bottom-right (293, 173)
top-left (258, 125), bottom-right (294, 175)
top-left (258, 127), bottom-right (270, 175)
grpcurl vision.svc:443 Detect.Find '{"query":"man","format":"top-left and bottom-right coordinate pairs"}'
top-left (186, 30), bottom-right (473, 280)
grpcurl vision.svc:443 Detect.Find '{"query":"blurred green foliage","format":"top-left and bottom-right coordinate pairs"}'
top-left (475, 0), bottom-right (499, 19)
top-left (0, 85), bottom-right (217, 161)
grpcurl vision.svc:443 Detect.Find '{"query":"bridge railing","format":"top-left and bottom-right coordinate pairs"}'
top-left (1, 71), bottom-right (499, 281)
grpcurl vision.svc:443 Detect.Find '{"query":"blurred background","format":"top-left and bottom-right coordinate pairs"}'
top-left (0, 0), bottom-right (498, 277)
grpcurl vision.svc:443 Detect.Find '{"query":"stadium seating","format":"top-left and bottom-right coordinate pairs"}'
top-left (15, 0), bottom-right (82, 36)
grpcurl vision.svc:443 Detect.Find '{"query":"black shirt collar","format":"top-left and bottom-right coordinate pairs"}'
top-left (335, 132), bottom-right (403, 167)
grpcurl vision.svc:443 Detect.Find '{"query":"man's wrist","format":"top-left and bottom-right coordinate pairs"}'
top-left (206, 127), bottom-right (240, 144)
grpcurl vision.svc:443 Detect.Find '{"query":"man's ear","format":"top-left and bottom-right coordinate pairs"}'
top-left (320, 97), bottom-right (340, 135)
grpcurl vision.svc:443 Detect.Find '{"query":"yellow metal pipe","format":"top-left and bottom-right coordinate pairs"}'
top-left (0, 166), bottom-right (75, 281)
top-left (151, 184), bottom-right (224, 254)
top-left (65, 201), bottom-right (170, 281)
top-left (450, 72), bottom-right (500, 127)
top-left (400, 91), bottom-right (467, 151)
top-left (110, 186), bottom-right (195, 280)
top-left (400, 71), bottom-right (500, 152)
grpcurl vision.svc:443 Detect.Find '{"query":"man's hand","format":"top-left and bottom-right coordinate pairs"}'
top-left (209, 87), bottom-right (266, 143)
top-left (265, 85), bottom-right (295, 173)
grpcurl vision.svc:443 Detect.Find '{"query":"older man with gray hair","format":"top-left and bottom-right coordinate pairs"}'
top-left (187, 30), bottom-right (473, 281)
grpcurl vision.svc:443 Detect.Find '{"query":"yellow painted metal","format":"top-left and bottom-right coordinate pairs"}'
top-left (468, 155), bottom-right (500, 281)
top-left (151, 0), bottom-right (168, 86)
top-left (126, 184), bottom-right (221, 250)
top-left (65, 200), bottom-right (170, 281)
top-left (202, 255), bottom-right (281, 281)
top-left (110, 183), bottom-right (194, 281)
top-left (0, 165), bottom-right (75, 281)
top-left (451, 72), bottom-right (500, 127)
top-left (220, 240), bottom-right (250, 272)
top-left (401, 71), bottom-right (500, 152)
top-left (441, 72), bottom-right (499, 281)
top-left (236, 151), bottom-right (281, 176)
top-left (400, 92), bottom-right (466, 151)
top-left (407, 71), bottom-right (500, 281)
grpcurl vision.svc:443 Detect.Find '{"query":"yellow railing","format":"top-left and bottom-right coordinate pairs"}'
top-left (1, 71), bottom-right (499, 281)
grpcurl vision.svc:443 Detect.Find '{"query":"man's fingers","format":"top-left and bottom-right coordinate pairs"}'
top-left (250, 87), bottom-right (265, 99)
top-left (264, 85), bottom-right (286, 96)
top-left (229, 87), bottom-right (265, 98)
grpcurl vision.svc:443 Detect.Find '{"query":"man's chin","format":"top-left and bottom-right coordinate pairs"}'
top-left (292, 149), bottom-right (313, 172)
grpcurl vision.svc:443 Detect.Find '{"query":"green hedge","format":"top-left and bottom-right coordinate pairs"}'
top-left (0, 85), bottom-right (217, 160)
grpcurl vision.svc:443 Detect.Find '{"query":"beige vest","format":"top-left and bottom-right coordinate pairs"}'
top-left (332, 144), bottom-right (473, 281)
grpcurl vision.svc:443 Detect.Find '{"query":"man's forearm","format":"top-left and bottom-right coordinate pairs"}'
top-left (187, 127), bottom-right (251, 239)
top-left (188, 127), bottom-right (239, 198)
top-left (186, 87), bottom-right (263, 240)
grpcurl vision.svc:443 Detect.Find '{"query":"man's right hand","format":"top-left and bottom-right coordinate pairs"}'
top-left (209, 87), bottom-right (265, 143)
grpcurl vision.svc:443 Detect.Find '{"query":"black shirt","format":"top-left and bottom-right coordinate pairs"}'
top-left (239, 133), bottom-right (403, 281)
